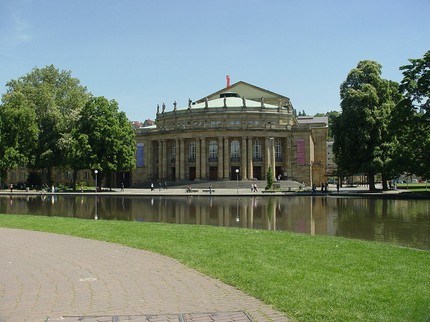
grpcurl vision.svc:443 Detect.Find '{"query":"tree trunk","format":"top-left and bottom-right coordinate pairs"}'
top-left (381, 174), bottom-right (389, 190)
top-left (47, 167), bottom-right (52, 187)
top-left (368, 171), bottom-right (376, 191)
top-left (72, 169), bottom-right (78, 191)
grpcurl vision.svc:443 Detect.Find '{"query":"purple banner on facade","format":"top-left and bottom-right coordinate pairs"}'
top-left (136, 143), bottom-right (144, 167)
top-left (296, 139), bottom-right (305, 165)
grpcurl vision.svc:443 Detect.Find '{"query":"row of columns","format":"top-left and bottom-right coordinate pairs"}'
top-left (156, 137), bottom-right (280, 181)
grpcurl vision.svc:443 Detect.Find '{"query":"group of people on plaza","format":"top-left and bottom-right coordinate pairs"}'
top-left (312, 182), bottom-right (329, 195)
top-left (150, 182), bottom-right (168, 191)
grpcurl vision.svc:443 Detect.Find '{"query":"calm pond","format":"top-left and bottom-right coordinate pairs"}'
top-left (1, 195), bottom-right (429, 251)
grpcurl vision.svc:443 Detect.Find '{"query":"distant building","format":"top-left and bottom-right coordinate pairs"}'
top-left (130, 121), bottom-right (142, 130)
top-left (142, 119), bottom-right (155, 127)
top-left (297, 116), bottom-right (337, 178)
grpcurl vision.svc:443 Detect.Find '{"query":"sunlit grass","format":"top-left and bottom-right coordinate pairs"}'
top-left (1, 214), bottom-right (429, 321)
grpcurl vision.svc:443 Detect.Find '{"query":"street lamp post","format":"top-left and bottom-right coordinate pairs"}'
top-left (235, 168), bottom-right (239, 194)
top-left (94, 170), bottom-right (98, 192)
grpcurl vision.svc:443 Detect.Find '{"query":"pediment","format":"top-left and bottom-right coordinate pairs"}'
top-left (196, 81), bottom-right (292, 108)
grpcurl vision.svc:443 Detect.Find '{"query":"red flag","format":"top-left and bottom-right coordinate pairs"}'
top-left (226, 75), bottom-right (230, 89)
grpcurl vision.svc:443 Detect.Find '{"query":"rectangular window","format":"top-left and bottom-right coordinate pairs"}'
top-left (136, 143), bottom-right (144, 167)
top-left (189, 141), bottom-right (196, 161)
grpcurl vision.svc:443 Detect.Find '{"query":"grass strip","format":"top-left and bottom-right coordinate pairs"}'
top-left (0, 214), bottom-right (429, 321)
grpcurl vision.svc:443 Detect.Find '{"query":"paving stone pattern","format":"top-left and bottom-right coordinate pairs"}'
top-left (0, 229), bottom-right (288, 322)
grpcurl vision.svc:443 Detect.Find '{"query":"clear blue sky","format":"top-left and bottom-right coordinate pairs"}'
top-left (1, 0), bottom-right (429, 121)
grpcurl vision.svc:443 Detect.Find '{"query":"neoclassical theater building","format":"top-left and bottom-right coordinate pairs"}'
top-left (133, 81), bottom-right (327, 187)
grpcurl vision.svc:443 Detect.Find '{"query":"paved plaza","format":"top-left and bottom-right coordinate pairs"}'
top-left (0, 228), bottom-right (288, 322)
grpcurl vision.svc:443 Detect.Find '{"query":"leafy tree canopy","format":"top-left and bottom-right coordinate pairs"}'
top-left (0, 89), bottom-right (39, 186)
top-left (333, 60), bottom-right (401, 190)
top-left (397, 50), bottom-right (430, 179)
top-left (400, 50), bottom-right (430, 113)
top-left (71, 96), bottom-right (136, 188)
top-left (2, 65), bottom-right (90, 184)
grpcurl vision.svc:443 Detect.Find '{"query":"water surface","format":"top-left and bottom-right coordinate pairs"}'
top-left (1, 195), bottom-right (429, 250)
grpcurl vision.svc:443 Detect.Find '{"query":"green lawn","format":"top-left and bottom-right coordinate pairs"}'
top-left (397, 183), bottom-right (430, 190)
top-left (1, 214), bottom-right (429, 322)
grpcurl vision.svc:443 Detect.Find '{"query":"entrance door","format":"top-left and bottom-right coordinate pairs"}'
top-left (171, 167), bottom-right (176, 181)
top-left (275, 166), bottom-right (283, 180)
top-left (189, 167), bottom-right (196, 181)
top-left (253, 166), bottom-right (262, 180)
top-left (209, 167), bottom-right (218, 180)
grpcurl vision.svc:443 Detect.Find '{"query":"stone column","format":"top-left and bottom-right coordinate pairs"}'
top-left (272, 138), bottom-right (276, 180)
top-left (283, 137), bottom-right (289, 179)
top-left (265, 137), bottom-right (270, 178)
top-left (241, 137), bottom-right (247, 180)
top-left (146, 140), bottom-right (152, 180)
top-left (247, 138), bottom-right (253, 180)
top-left (218, 137), bottom-right (223, 179)
top-left (201, 138), bottom-right (206, 179)
top-left (223, 137), bottom-right (229, 179)
top-left (158, 140), bottom-right (162, 180)
top-left (162, 140), bottom-right (167, 179)
top-left (179, 139), bottom-right (185, 180)
top-left (175, 139), bottom-right (179, 181)
top-left (196, 139), bottom-right (201, 180)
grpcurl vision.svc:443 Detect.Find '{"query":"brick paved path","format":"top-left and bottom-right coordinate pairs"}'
top-left (0, 228), bottom-right (288, 322)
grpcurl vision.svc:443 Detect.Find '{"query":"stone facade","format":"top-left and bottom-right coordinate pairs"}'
top-left (133, 82), bottom-right (328, 187)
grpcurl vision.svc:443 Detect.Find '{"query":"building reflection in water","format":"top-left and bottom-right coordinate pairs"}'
top-left (0, 195), bottom-right (429, 250)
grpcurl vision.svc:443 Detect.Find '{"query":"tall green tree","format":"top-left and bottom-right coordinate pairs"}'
top-left (266, 166), bottom-right (273, 190)
top-left (72, 96), bottom-right (136, 189)
top-left (332, 60), bottom-right (401, 191)
top-left (397, 50), bottom-right (430, 179)
top-left (3, 65), bottom-right (90, 185)
top-left (0, 91), bottom-right (38, 187)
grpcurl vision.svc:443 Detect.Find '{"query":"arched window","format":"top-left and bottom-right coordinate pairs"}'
top-left (230, 140), bottom-right (240, 160)
top-left (208, 140), bottom-right (218, 161)
top-left (253, 139), bottom-right (262, 160)
top-left (275, 139), bottom-right (282, 161)
top-left (189, 141), bottom-right (196, 161)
